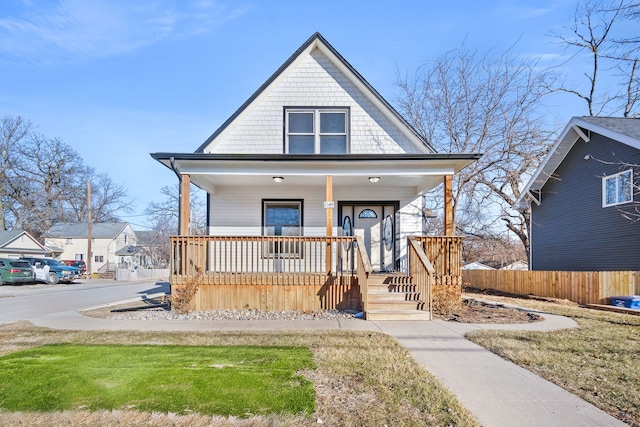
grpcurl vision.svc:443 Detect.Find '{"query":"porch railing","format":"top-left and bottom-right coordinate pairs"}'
top-left (414, 236), bottom-right (463, 276)
top-left (408, 236), bottom-right (436, 318)
top-left (170, 235), bottom-right (370, 286)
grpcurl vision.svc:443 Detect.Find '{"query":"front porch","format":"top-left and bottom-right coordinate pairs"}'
top-left (170, 234), bottom-right (462, 320)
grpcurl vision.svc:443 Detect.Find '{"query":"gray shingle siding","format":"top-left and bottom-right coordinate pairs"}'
top-left (531, 132), bottom-right (640, 271)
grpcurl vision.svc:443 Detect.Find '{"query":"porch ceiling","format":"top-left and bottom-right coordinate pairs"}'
top-left (150, 153), bottom-right (482, 195)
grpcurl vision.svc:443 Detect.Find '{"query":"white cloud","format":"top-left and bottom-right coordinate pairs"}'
top-left (0, 0), bottom-right (248, 64)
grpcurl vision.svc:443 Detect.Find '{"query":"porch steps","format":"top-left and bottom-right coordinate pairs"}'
top-left (99, 269), bottom-right (116, 280)
top-left (365, 274), bottom-right (431, 321)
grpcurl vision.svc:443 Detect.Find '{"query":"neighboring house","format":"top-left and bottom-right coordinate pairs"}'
top-left (43, 223), bottom-right (138, 274)
top-left (150, 33), bottom-right (480, 317)
top-left (135, 230), bottom-right (169, 268)
top-left (501, 260), bottom-right (528, 271)
top-left (0, 230), bottom-right (51, 259)
top-left (462, 262), bottom-right (495, 270)
top-left (516, 116), bottom-right (640, 271)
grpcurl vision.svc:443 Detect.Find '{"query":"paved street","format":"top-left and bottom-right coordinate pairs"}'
top-left (0, 279), bottom-right (168, 324)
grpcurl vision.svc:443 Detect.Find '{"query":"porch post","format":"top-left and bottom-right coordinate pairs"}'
top-left (444, 175), bottom-right (454, 236)
top-left (179, 174), bottom-right (191, 236)
top-left (325, 175), bottom-right (333, 274)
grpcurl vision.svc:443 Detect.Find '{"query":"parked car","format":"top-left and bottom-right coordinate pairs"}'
top-left (20, 257), bottom-right (79, 284)
top-left (62, 260), bottom-right (87, 276)
top-left (0, 258), bottom-right (35, 285)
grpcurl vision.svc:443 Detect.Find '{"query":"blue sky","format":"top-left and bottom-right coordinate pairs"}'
top-left (0, 0), bottom-right (594, 227)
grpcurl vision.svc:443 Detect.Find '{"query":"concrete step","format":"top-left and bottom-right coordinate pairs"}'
top-left (366, 309), bottom-right (431, 321)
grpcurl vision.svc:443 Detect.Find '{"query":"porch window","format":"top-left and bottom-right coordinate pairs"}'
top-left (285, 108), bottom-right (349, 154)
top-left (263, 200), bottom-right (303, 257)
top-left (603, 169), bottom-right (633, 207)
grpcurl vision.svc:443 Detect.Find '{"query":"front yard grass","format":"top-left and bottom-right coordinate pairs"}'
top-left (0, 322), bottom-right (478, 426)
top-left (464, 293), bottom-right (640, 427)
top-left (0, 344), bottom-right (315, 417)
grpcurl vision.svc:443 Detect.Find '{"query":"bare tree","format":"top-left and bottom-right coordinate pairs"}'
top-left (144, 184), bottom-right (207, 235)
top-left (396, 44), bottom-right (555, 261)
top-left (0, 116), bottom-right (33, 230)
top-left (552, 0), bottom-right (640, 117)
top-left (0, 114), bottom-right (132, 238)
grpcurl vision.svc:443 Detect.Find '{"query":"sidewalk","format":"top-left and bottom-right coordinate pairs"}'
top-left (29, 304), bottom-right (626, 427)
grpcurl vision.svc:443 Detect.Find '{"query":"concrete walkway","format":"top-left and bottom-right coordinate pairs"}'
top-left (27, 302), bottom-right (626, 427)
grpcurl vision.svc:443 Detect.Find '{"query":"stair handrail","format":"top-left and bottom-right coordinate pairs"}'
top-left (355, 235), bottom-right (372, 314)
top-left (408, 236), bottom-right (435, 319)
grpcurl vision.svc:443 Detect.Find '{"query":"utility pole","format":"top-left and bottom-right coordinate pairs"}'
top-left (87, 179), bottom-right (92, 279)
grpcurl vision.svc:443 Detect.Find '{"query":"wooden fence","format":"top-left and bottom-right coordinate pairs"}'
top-left (463, 270), bottom-right (640, 305)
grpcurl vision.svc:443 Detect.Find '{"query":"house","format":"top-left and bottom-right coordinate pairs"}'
top-left (43, 222), bottom-right (138, 274)
top-left (135, 230), bottom-right (169, 268)
top-left (462, 261), bottom-right (495, 270)
top-left (501, 260), bottom-right (528, 271)
top-left (0, 230), bottom-right (51, 258)
top-left (516, 116), bottom-right (640, 271)
top-left (151, 33), bottom-right (480, 319)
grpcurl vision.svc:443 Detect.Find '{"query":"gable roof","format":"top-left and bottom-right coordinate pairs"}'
top-left (515, 116), bottom-right (640, 207)
top-left (196, 32), bottom-right (434, 154)
top-left (0, 230), bottom-right (51, 255)
top-left (44, 222), bottom-right (131, 239)
top-left (0, 230), bottom-right (25, 247)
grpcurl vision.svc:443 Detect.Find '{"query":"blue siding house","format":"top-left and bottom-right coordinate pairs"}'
top-left (516, 117), bottom-right (640, 271)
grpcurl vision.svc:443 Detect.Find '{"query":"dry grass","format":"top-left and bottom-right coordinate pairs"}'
top-left (0, 322), bottom-right (478, 426)
top-left (464, 292), bottom-right (640, 427)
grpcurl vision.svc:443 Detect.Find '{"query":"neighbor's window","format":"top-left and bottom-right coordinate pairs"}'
top-left (94, 255), bottom-right (104, 263)
top-left (603, 169), bottom-right (633, 207)
top-left (285, 108), bottom-right (349, 154)
top-left (263, 200), bottom-right (303, 257)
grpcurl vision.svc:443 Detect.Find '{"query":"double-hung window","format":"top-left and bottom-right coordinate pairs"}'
top-left (285, 108), bottom-right (349, 154)
top-left (263, 200), bottom-right (303, 257)
top-left (603, 169), bottom-right (633, 207)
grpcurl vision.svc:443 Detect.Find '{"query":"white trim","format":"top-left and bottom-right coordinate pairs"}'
top-left (572, 124), bottom-right (590, 142)
top-left (285, 108), bottom-right (349, 154)
top-left (602, 169), bottom-right (633, 207)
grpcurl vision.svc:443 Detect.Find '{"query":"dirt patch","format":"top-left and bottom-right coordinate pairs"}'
top-left (434, 297), bottom-right (541, 324)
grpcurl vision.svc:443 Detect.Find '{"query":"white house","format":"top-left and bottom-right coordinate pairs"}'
top-left (0, 230), bottom-right (51, 259)
top-left (43, 222), bottom-right (138, 274)
top-left (150, 33), bottom-right (480, 318)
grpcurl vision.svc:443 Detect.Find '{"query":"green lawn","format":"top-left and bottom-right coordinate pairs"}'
top-left (0, 344), bottom-right (315, 417)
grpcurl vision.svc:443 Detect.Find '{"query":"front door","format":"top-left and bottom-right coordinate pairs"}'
top-left (341, 204), bottom-right (396, 272)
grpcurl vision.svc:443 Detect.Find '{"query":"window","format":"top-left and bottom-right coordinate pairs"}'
top-left (263, 201), bottom-right (302, 237)
top-left (263, 200), bottom-right (303, 257)
top-left (94, 255), bottom-right (104, 263)
top-left (603, 169), bottom-right (633, 207)
top-left (285, 108), bottom-right (349, 154)
top-left (359, 209), bottom-right (378, 218)
top-left (65, 238), bottom-right (72, 245)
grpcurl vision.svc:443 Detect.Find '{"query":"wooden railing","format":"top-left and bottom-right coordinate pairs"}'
top-left (408, 236), bottom-right (436, 318)
top-left (355, 235), bottom-right (372, 315)
top-left (170, 235), bottom-right (366, 283)
top-left (169, 235), bottom-right (371, 311)
top-left (414, 236), bottom-right (462, 276)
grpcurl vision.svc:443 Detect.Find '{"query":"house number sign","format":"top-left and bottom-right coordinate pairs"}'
top-left (324, 201), bottom-right (335, 209)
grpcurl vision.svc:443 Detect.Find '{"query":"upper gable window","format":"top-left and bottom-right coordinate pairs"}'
top-left (603, 169), bottom-right (633, 207)
top-left (285, 108), bottom-right (349, 154)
